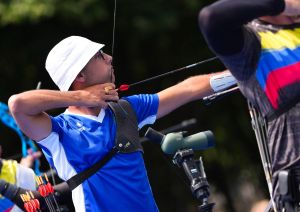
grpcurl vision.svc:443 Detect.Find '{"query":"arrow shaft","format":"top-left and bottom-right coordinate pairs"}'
top-left (121, 56), bottom-right (218, 90)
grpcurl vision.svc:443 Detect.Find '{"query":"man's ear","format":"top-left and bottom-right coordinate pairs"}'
top-left (74, 71), bottom-right (85, 83)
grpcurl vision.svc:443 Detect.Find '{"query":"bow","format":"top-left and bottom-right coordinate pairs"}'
top-left (110, 1), bottom-right (219, 92)
top-left (0, 101), bottom-right (40, 174)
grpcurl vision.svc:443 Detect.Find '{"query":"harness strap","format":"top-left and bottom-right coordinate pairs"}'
top-left (67, 146), bottom-right (119, 191)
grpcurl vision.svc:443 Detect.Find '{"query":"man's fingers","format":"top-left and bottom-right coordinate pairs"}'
top-left (103, 83), bottom-right (116, 90)
top-left (84, 83), bottom-right (118, 108)
top-left (106, 89), bottom-right (118, 96)
top-left (104, 95), bottom-right (119, 102)
top-left (104, 86), bottom-right (116, 96)
top-left (32, 151), bottom-right (42, 159)
top-left (101, 102), bottom-right (108, 109)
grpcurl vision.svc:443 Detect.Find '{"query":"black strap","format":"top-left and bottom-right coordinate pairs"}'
top-left (66, 146), bottom-right (119, 191)
top-left (108, 100), bottom-right (142, 153)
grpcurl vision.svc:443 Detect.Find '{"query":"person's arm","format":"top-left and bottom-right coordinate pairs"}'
top-left (0, 179), bottom-right (71, 210)
top-left (198, 0), bottom-right (285, 56)
top-left (8, 83), bottom-right (118, 141)
top-left (19, 150), bottom-right (42, 168)
top-left (157, 71), bottom-right (236, 119)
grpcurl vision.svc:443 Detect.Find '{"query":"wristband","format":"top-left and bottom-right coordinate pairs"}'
top-left (210, 72), bottom-right (237, 92)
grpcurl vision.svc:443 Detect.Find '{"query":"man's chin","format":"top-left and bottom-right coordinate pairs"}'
top-left (110, 75), bottom-right (116, 84)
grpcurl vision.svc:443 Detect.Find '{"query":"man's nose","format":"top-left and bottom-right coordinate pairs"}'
top-left (104, 53), bottom-right (113, 64)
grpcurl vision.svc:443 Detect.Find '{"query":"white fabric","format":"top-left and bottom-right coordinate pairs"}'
top-left (11, 165), bottom-right (36, 212)
top-left (64, 108), bottom-right (105, 123)
top-left (45, 36), bottom-right (104, 91)
top-left (16, 164), bottom-right (36, 190)
top-left (11, 205), bottom-right (23, 212)
top-left (72, 185), bottom-right (86, 212)
top-left (38, 132), bottom-right (77, 181)
top-left (39, 132), bottom-right (86, 212)
top-left (210, 72), bottom-right (237, 92)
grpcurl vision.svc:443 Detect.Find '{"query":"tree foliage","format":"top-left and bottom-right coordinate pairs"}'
top-left (0, 1), bottom-right (268, 211)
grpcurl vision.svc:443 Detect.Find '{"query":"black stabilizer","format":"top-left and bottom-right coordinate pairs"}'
top-left (145, 127), bottom-right (165, 144)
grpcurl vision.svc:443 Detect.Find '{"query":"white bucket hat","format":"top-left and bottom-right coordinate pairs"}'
top-left (45, 36), bottom-right (104, 91)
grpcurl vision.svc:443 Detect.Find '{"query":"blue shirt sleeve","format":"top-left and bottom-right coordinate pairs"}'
top-left (50, 115), bottom-right (67, 134)
top-left (123, 94), bottom-right (159, 129)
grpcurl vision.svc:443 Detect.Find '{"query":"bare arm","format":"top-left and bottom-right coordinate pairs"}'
top-left (157, 71), bottom-right (234, 119)
top-left (8, 83), bottom-right (118, 141)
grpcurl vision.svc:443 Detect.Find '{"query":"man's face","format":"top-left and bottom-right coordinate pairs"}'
top-left (83, 50), bottom-right (115, 86)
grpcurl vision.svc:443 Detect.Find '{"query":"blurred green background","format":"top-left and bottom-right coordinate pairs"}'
top-left (0, 0), bottom-right (269, 211)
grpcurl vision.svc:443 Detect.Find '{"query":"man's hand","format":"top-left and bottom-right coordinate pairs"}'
top-left (81, 83), bottom-right (119, 109)
top-left (19, 149), bottom-right (42, 168)
top-left (283, 0), bottom-right (300, 16)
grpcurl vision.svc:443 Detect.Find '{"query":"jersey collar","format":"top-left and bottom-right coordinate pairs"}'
top-left (64, 108), bottom-right (105, 123)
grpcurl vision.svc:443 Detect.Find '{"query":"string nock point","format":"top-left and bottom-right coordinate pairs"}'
top-left (118, 84), bottom-right (129, 92)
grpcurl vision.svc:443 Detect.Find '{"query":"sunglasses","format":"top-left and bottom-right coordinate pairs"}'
top-left (94, 50), bottom-right (105, 60)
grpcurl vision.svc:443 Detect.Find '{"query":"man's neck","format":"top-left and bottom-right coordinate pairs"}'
top-left (67, 106), bottom-right (102, 116)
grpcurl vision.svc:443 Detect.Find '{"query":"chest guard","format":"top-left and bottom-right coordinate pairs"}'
top-left (108, 99), bottom-right (143, 153)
